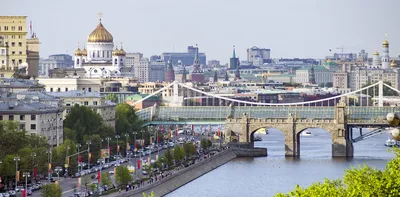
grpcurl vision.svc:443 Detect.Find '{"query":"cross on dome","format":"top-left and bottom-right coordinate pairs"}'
top-left (98, 12), bottom-right (103, 22)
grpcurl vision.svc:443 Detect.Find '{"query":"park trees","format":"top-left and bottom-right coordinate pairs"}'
top-left (115, 166), bottom-right (133, 189)
top-left (164, 149), bottom-right (174, 167)
top-left (275, 149), bottom-right (400, 196)
top-left (41, 183), bottom-right (62, 197)
top-left (173, 146), bottom-right (185, 163)
top-left (115, 103), bottom-right (143, 135)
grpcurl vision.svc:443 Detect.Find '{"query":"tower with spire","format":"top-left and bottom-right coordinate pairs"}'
top-left (381, 34), bottom-right (390, 69)
top-left (229, 46), bottom-right (239, 70)
top-left (190, 45), bottom-right (205, 83)
top-left (165, 56), bottom-right (175, 82)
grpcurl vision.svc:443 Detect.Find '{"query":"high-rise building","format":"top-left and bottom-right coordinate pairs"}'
top-left (39, 54), bottom-right (74, 77)
top-left (127, 52), bottom-right (143, 78)
top-left (149, 59), bottom-right (165, 82)
top-left (0, 35), bottom-right (10, 77)
top-left (247, 46), bottom-right (271, 65)
top-left (0, 16), bottom-right (28, 70)
top-left (137, 57), bottom-right (149, 83)
top-left (161, 46), bottom-right (206, 66)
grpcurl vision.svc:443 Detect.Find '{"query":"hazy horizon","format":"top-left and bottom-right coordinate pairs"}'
top-left (1, 0), bottom-right (399, 63)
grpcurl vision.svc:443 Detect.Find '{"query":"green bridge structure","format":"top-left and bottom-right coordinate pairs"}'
top-left (135, 81), bottom-right (400, 157)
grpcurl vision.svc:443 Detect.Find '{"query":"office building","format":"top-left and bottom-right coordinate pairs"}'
top-left (161, 46), bottom-right (206, 66)
top-left (247, 46), bottom-right (271, 65)
top-left (149, 59), bottom-right (165, 82)
top-left (39, 54), bottom-right (74, 77)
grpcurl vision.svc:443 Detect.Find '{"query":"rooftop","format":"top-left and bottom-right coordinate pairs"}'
top-left (48, 90), bottom-right (102, 98)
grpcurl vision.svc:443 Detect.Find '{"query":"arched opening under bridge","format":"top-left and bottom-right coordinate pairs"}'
top-left (251, 127), bottom-right (285, 156)
top-left (297, 128), bottom-right (332, 158)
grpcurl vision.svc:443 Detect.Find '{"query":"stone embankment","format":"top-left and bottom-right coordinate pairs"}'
top-left (112, 147), bottom-right (267, 197)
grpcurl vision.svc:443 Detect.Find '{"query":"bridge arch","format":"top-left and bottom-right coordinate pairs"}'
top-left (296, 127), bottom-right (333, 157)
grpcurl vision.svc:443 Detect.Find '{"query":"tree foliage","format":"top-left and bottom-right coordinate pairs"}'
top-left (164, 149), bottom-right (174, 167)
top-left (183, 142), bottom-right (197, 158)
top-left (173, 146), bottom-right (184, 163)
top-left (115, 166), bottom-right (133, 188)
top-left (115, 103), bottom-right (143, 136)
top-left (276, 149), bottom-right (400, 197)
top-left (105, 93), bottom-right (119, 103)
top-left (64, 105), bottom-right (104, 143)
top-left (41, 183), bottom-right (62, 197)
top-left (100, 172), bottom-right (112, 187)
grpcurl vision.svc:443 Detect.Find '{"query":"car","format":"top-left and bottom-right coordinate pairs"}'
top-left (26, 189), bottom-right (33, 196)
top-left (109, 170), bottom-right (114, 174)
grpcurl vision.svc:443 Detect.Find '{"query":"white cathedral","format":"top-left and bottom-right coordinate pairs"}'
top-left (73, 17), bottom-right (126, 78)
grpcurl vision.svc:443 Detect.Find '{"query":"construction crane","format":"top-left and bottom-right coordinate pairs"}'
top-left (336, 46), bottom-right (345, 61)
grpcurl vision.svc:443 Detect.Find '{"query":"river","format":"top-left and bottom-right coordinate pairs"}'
top-left (166, 128), bottom-right (394, 197)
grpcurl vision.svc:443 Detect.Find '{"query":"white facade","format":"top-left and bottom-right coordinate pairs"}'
top-left (372, 52), bottom-right (380, 68)
top-left (381, 40), bottom-right (390, 69)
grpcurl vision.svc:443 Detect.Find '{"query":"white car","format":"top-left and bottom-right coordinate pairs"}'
top-left (109, 170), bottom-right (114, 174)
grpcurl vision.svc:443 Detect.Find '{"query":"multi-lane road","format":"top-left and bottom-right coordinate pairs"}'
top-left (30, 134), bottom-right (215, 197)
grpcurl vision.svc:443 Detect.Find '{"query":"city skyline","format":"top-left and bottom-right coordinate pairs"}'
top-left (1, 0), bottom-right (399, 63)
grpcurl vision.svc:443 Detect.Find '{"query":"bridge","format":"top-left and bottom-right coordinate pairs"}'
top-left (133, 80), bottom-right (400, 157)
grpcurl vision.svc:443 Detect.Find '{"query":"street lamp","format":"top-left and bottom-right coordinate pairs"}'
top-left (55, 166), bottom-right (62, 181)
top-left (97, 158), bottom-right (104, 195)
top-left (30, 152), bottom-right (36, 183)
top-left (105, 137), bottom-right (111, 163)
top-left (86, 141), bottom-right (91, 169)
top-left (22, 172), bottom-right (30, 193)
top-left (76, 143), bottom-right (81, 173)
top-left (14, 157), bottom-right (20, 191)
top-left (115, 135), bottom-right (121, 157)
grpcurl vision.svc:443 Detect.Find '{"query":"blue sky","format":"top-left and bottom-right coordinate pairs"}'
top-left (1, 0), bottom-right (399, 63)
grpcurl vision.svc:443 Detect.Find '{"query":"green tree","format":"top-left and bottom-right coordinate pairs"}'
top-left (64, 105), bottom-right (103, 143)
top-left (200, 139), bottom-right (208, 150)
top-left (143, 191), bottom-right (155, 197)
top-left (276, 149), bottom-right (400, 196)
top-left (207, 140), bottom-right (212, 149)
top-left (115, 103), bottom-right (143, 136)
top-left (105, 93), bottom-right (119, 103)
top-left (115, 166), bottom-right (133, 189)
top-left (100, 172), bottom-right (112, 187)
top-left (164, 149), bottom-right (174, 167)
top-left (173, 146), bottom-right (184, 163)
top-left (318, 83), bottom-right (325, 88)
top-left (41, 183), bottom-right (62, 197)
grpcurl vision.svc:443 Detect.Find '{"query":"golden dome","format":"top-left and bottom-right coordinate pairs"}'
top-left (87, 22), bottom-right (113, 43)
top-left (119, 48), bottom-right (126, 56)
top-left (326, 58), bottom-right (332, 63)
top-left (391, 60), bottom-right (397, 68)
top-left (383, 40), bottom-right (389, 47)
top-left (74, 48), bottom-right (82, 56)
top-left (81, 47), bottom-right (87, 56)
top-left (112, 47), bottom-right (120, 56)
top-left (373, 51), bottom-right (379, 56)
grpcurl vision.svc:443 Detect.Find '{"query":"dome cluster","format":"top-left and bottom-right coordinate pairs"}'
top-left (112, 47), bottom-right (126, 56)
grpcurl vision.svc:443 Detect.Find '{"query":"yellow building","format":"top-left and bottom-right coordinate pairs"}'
top-left (0, 16), bottom-right (27, 70)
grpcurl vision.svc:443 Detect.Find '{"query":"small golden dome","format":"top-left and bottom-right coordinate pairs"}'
top-left (74, 48), bottom-right (82, 56)
top-left (326, 58), bottom-right (332, 63)
top-left (81, 47), bottom-right (87, 56)
top-left (87, 22), bottom-right (113, 43)
top-left (119, 48), bottom-right (126, 56)
top-left (383, 40), bottom-right (389, 47)
top-left (391, 60), bottom-right (397, 68)
top-left (373, 51), bottom-right (379, 56)
top-left (112, 47), bottom-right (120, 56)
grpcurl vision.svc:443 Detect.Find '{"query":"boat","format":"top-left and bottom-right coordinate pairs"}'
top-left (301, 131), bottom-right (312, 136)
top-left (384, 138), bottom-right (400, 147)
top-left (254, 136), bottom-right (262, 141)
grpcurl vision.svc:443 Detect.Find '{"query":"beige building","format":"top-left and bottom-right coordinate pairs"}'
top-left (333, 72), bottom-right (348, 89)
top-left (0, 16), bottom-right (27, 70)
top-left (0, 35), bottom-right (11, 77)
top-left (48, 90), bottom-right (116, 128)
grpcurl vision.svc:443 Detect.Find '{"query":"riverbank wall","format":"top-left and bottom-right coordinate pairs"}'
top-left (233, 147), bottom-right (268, 157)
top-left (116, 149), bottom-right (237, 197)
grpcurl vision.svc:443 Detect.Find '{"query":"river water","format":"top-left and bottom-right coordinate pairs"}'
top-left (166, 128), bottom-right (394, 197)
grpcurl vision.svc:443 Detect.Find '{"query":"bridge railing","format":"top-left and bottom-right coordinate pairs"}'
top-left (348, 106), bottom-right (399, 121)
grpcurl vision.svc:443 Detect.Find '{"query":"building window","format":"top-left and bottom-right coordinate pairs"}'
top-left (84, 101), bottom-right (88, 106)
top-left (50, 88), bottom-right (53, 92)
top-left (66, 103), bottom-right (71, 106)
top-left (20, 124), bottom-right (25, 130)
top-left (30, 124), bottom-right (36, 130)
top-left (11, 26), bottom-right (15, 31)
top-left (31, 115), bottom-right (36, 120)
top-left (93, 101), bottom-right (98, 105)
top-left (20, 115), bottom-right (25, 120)
top-left (18, 26), bottom-right (22, 31)
top-left (19, 51), bottom-right (22, 55)
top-left (9, 115), bottom-right (14, 120)
top-left (18, 42), bottom-right (22, 47)
top-left (97, 51), bottom-right (99, 57)
top-left (88, 88), bottom-right (91, 92)
top-left (66, 109), bottom-right (71, 114)
top-left (65, 88), bottom-right (68, 91)
top-left (57, 88), bottom-right (61, 92)
top-left (11, 42), bottom-right (15, 47)
top-left (18, 59), bottom-right (22, 64)
top-left (77, 59), bottom-right (79, 64)
top-left (12, 51), bottom-right (15, 55)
